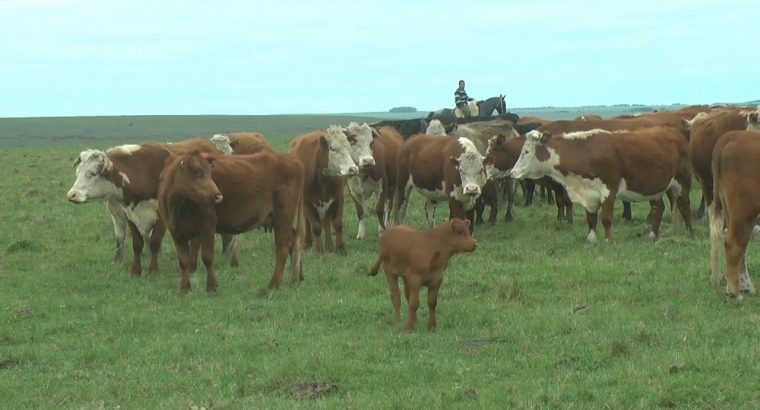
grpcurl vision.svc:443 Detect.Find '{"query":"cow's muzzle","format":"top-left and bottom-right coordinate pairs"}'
top-left (360, 157), bottom-right (375, 169)
top-left (464, 185), bottom-right (480, 196)
top-left (213, 193), bottom-right (224, 204)
top-left (67, 191), bottom-right (86, 204)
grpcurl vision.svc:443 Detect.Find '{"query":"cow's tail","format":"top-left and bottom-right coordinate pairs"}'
top-left (291, 179), bottom-right (306, 283)
top-left (709, 145), bottom-right (725, 293)
top-left (369, 256), bottom-right (382, 276)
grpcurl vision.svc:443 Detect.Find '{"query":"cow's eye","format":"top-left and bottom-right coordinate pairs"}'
top-left (193, 170), bottom-right (203, 178)
top-left (87, 171), bottom-right (98, 178)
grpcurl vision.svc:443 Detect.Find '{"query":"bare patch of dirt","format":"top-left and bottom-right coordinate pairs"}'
top-left (0, 357), bottom-right (20, 369)
top-left (290, 379), bottom-right (337, 400)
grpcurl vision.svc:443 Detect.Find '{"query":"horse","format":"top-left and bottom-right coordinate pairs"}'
top-left (477, 95), bottom-right (506, 117)
top-left (427, 95), bottom-right (506, 123)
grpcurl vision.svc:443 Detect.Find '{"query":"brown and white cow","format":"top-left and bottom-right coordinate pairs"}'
top-left (67, 139), bottom-right (222, 276)
top-left (484, 133), bottom-right (574, 223)
top-left (393, 135), bottom-right (487, 230)
top-left (290, 126), bottom-right (358, 253)
top-left (157, 149), bottom-right (305, 293)
top-left (709, 130), bottom-right (760, 298)
top-left (210, 132), bottom-right (271, 155)
top-left (688, 108), bottom-right (760, 218)
top-left (510, 127), bottom-right (692, 244)
top-left (343, 122), bottom-right (403, 239)
top-left (369, 218), bottom-right (477, 332)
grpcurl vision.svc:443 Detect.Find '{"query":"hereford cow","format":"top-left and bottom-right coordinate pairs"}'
top-left (537, 110), bottom-right (709, 222)
top-left (510, 127), bottom-right (693, 244)
top-left (709, 131), bottom-right (760, 298)
top-left (211, 132), bottom-right (271, 155)
top-left (290, 126), bottom-right (359, 253)
top-left (157, 149), bottom-right (305, 293)
top-left (67, 139), bottom-right (222, 276)
top-left (484, 133), bottom-right (573, 223)
top-left (369, 218), bottom-right (477, 332)
top-left (688, 108), bottom-right (760, 219)
top-left (343, 122), bottom-right (403, 239)
top-left (393, 135), bottom-right (487, 231)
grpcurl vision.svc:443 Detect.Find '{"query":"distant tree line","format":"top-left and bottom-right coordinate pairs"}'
top-left (389, 106), bottom-right (417, 113)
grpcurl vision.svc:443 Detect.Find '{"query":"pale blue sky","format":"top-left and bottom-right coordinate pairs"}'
top-left (1, 0), bottom-right (758, 117)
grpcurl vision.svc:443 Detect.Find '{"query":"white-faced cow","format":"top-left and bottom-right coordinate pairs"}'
top-left (709, 130), bottom-right (760, 299)
top-left (67, 139), bottom-right (222, 276)
top-left (511, 127), bottom-right (692, 244)
top-left (393, 135), bottom-right (487, 231)
top-left (343, 122), bottom-right (403, 239)
top-left (290, 126), bottom-right (359, 253)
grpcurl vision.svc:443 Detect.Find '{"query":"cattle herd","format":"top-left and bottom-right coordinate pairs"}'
top-left (66, 104), bottom-right (760, 331)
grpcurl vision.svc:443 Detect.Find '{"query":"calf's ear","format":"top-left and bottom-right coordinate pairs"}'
top-left (72, 156), bottom-right (82, 168)
top-left (449, 156), bottom-right (460, 167)
top-left (539, 131), bottom-right (552, 144)
top-left (200, 152), bottom-right (217, 168)
top-left (749, 112), bottom-right (759, 124)
top-left (371, 128), bottom-right (381, 139)
top-left (464, 219), bottom-right (471, 227)
top-left (319, 135), bottom-right (329, 149)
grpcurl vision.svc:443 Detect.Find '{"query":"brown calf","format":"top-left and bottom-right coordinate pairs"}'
top-left (369, 218), bottom-right (477, 332)
top-left (157, 150), bottom-right (305, 293)
top-left (709, 131), bottom-right (760, 298)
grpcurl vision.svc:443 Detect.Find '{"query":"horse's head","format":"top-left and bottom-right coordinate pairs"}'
top-left (496, 95), bottom-right (506, 115)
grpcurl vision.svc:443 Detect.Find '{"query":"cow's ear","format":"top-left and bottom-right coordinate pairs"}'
top-left (464, 218), bottom-right (471, 228)
top-left (749, 112), bottom-right (759, 124)
top-left (72, 156), bottom-right (82, 168)
top-left (450, 156), bottom-right (460, 167)
top-left (200, 152), bottom-right (217, 168)
top-left (539, 132), bottom-right (552, 144)
top-left (371, 128), bottom-right (380, 139)
top-left (680, 118), bottom-right (690, 130)
top-left (102, 157), bottom-right (113, 173)
top-left (319, 135), bottom-right (329, 149)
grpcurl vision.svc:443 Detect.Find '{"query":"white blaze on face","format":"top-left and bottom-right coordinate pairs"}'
top-left (324, 125), bottom-right (359, 177)
top-left (746, 109), bottom-right (760, 131)
top-left (344, 122), bottom-right (375, 169)
top-left (67, 149), bottom-right (123, 203)
top-left (454, 138), bottom-right (486, 197)
top-left (209, 134), bottom-right (233, 155)
top-left (425, 119), bottom-right (446, 136)
top-left (510, 130), bottom-right (558, 180)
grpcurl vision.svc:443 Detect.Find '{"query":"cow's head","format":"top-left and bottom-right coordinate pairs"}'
top-left (451, 139), bottom-right (486, 197)
top-left (321, 126), bottom-right (359, 177)
top-left (747, 109), bottom-right (760, 131)
top-left (484, 133), bottom-right (520, 180)
top-left (343, 122), bottom-right (376, 170)
top-left (442, 218), bottom-right (477, 253)
top-left (510, 130), bottom-right (554, 180)
top-left (166, 150), bottom-right (223, 204)
top-left (67, 149), bottom-right (123, 203)
top-left (209, 134), bottom-right (233, 155)
top-left (425, 119), bottom-right (447, 136)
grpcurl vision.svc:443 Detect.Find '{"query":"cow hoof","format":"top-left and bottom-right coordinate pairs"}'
top-left (180, 286), bottom-right (191, 296)
top-left (648, 231), bottom-right (657, 242)
top-left (725, 290), bottom-right (744, 301)
top-left (206, 285), bottom-right (218, 293)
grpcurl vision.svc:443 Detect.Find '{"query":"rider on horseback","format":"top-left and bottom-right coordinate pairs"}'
top-left (454, 80), bottom-right (475, 118)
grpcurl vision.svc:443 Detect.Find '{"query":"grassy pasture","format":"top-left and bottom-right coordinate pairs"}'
top-left (1, 114), bottom-right (760, 409)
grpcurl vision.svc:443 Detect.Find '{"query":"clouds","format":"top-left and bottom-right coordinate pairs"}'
top-left (0, 0), bottom-right (758, 116)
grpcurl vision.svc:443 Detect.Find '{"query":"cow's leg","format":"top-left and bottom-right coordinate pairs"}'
top-left (600, 195), bottom-right (617, 243)
top-left (739, 252), bottom-right (756, 295)
top-left (333, 196), bottom-right (346, 255)
top-left (695, 195), bottom-right (706, 221)
top-left (188, 237), bottom-right (200, 273)
top-left (648, 198), bottom-right (665, 241)
top-left (474, 197), bottom-right (485, 225)
top-left (725, 221), bottom-right (753, 297)
top-left (427, 276), bottom-right (443, 332)
top-left (675, 177), bottom-right (693, 236)
top-left (107, 200), bottom-right (127, 265)
top-left (404, 274), bottom-right (422, 333)
top-left (622, 201), bottom-right (633, 223)
top-left (126, 220), bottom-right (144, 277)
top-left (503, 177), bottom-right (515, 222)
top-left (304, 218), bottom-right (314, 250)
top-left (488, 195), bottom-right (498, 225)
top-left (585, 211), bottom-right (599, 245)
top-left (221, 234), bottom-right (240, 267)
top-left (466, 208), bottom-right (477, 235)
top-left (522, 180), bottom-right (534, 207)
top-left (375, 188), bottom-right (387, 237)
top-left (347, 176), bottom-right (367, 239)
top-left (385, 267), bottom-right (402, 326)
top-left (425, 200), bottom-right (436, 228)
top-left (546, 185), bottom-right (555, 205)
top-left (171, 237), bottom-right (192, 294)
top-left (562, 189), bottom-right (574, 224)
top-left (306, 206), bottom-right (324, 253)
top-left (699, 179), bottom-right (713, 221)
top-left (270, 221), bottom-right (291, 288)
top-left (147, 220), bottom-right (165, 275)
top-left (199, 229), bottom-right (218, 292)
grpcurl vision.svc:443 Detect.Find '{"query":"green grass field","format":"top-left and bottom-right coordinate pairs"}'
top-left (1, 113), bottom-right (759, 408)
